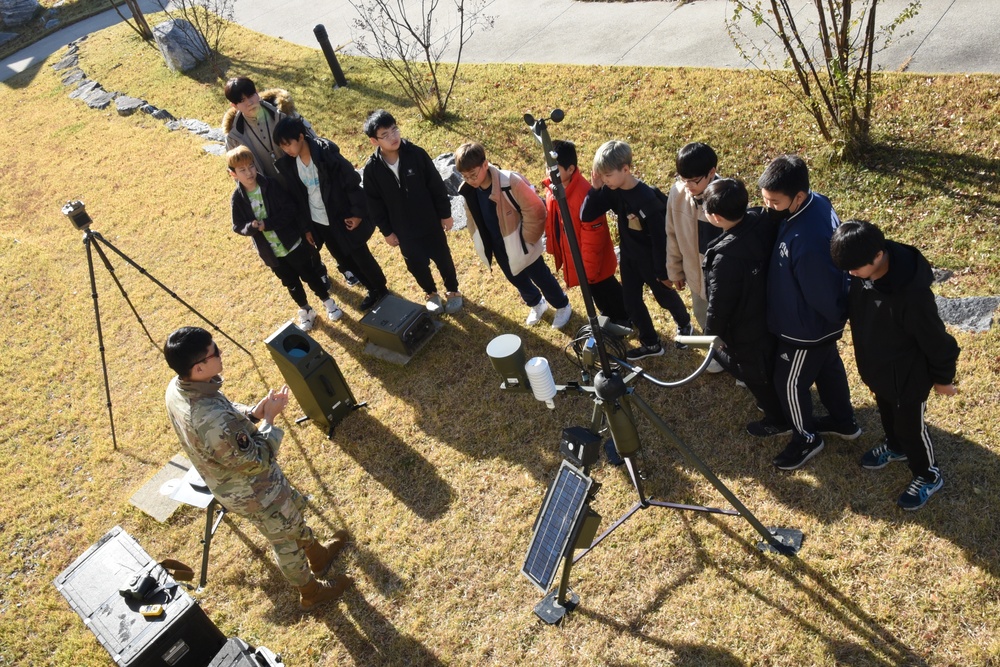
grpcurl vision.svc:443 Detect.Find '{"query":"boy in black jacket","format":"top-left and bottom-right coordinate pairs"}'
top-left (362, 110), bottom-right (462, 315)
top-left (581, 140), bottom-right (691, 360)
top-left (831, 220), bottom-right (960, 511)
top-left (274, 117), bottom-right (389, 312)
top-left (227, 146), bottom-right (341, 331)
top-left (701, 178), bottom-right (786, 436)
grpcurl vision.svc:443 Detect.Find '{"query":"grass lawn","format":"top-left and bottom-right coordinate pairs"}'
top-left (1, 19), bottom-right (999, 666)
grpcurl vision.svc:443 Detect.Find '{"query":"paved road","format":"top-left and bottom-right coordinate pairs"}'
top-left (3, 0), bottom-right (998, 84)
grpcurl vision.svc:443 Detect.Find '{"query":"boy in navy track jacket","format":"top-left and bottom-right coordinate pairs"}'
top-left (760, 155), bottom-right (859, 471)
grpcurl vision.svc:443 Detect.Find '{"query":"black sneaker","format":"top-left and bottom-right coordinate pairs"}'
top-left (773, 437), bottom-right (825, 470)
top-left (746, 419), bottom-right (793, 438)
top-left (816, 415), bottom-right (862, 440)
top-left (897, 472), bottom-right (943, 511)
top-left (675, 323), bottom-right (694, 349)
top-left (359, 290), bottom-right (387, 311)
top-left (626, 342), bottom-right (664, 361)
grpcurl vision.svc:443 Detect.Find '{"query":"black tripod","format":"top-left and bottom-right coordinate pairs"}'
top-left (519, 113), bottom-right (802, 623)
top-left (66, 201), bottom-right (251, 449)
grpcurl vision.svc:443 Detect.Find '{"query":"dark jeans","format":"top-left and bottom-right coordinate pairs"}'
top-left (269, 242), bottom-right (330, 309)
top-left (876, 395), bottom-right (936, 479)
top-left (399, 227), bottom-right (459, 295)
top-left (619, 251), bottom-right (690, 346)
top-left (493, 242), bottom-right (568, 309)
top-left (312, 222), bottom-right (387, 293)
top-left (773, 339), bottom-right (855, 445)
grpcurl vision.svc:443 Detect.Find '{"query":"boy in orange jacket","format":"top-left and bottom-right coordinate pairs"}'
top-left (542, 140), bottom-right (628, 324)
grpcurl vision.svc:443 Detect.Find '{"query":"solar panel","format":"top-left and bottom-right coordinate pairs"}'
top-left (522, 460), bottom-right (593, 592)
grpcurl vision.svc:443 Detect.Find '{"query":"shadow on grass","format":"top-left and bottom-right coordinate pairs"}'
top-left (309, 295), bottom-right (590, 484)
top-left (575, 562), bottom-right (745, 666)
top-left (861, 142), bottom-right (1000, 217)
top-left (217, 520), bottom-right (443, 663)
top-left (283, 407), bottom-right (453, 523)
top-left (696, 514), bottom-right (930, 667)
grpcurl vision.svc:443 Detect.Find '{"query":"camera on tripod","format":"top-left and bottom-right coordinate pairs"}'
top-left (62, 200), bottom-right (93, 231)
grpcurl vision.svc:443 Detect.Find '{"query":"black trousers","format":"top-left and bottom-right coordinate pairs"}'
top-left (312, 222), bottom-right (387, 293)
top-left (398, 228), bottom-right (459, 295)
top-left (717, 341), bottom-right (785, 425)
top-left (588, 275), bottom-right (629, 323)
top-left (269, 242), bottom-right (331, 309)
top-left (876, 395), bottom-right (937, 479)
top-left (773, 339), bottom-right (855, 445)
top-left (619, 251), bottom-right (690, 346)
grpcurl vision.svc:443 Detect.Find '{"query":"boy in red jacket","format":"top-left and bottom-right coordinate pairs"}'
top-left (542, 140), bottom-right (628, 324)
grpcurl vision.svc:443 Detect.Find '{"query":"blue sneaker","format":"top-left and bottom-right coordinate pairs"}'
top-left (860, 442), bottom-right (908, 470)
top-left (897, 473), bottom-right (944, 511)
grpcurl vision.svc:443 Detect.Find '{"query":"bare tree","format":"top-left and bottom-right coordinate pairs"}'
top-left (109, 0), bottom-right (154, 41)
top-left (727, 0), bottom-right (920, 156)
top-left (351, 0), bottom-right (493, 122)
top-left (156, 0), bottom-right (236, 74)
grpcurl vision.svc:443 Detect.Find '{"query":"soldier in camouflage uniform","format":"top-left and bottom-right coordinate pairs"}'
top-left (163, 326), bottom-right (351, 611)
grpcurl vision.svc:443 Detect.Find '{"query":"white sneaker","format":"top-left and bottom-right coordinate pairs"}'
top-left (323, 298), bottom-right (343, 321)
top-left (525, 298), bottom-right (549, 326)
top-left (707, 359), bottom-right (724, 373)
top-left (551, 304), bottom-right (572, 329)
top-left (426, 294), bottom-right (443, 314)
top-left (297, 308), bottom-right (317, 331)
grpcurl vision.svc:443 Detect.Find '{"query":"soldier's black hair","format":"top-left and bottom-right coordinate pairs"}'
top-left (164, 326), bottom-right (214, 377)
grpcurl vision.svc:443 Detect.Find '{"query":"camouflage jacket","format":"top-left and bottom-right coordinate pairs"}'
top-left (165, 375), bottom-right (290, 515)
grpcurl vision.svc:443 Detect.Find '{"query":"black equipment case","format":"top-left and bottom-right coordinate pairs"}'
top-left (53, 525), bottom-right (225, 667)
top-left (359, 294), bottom-right (435, 356)
top-left (207, 638), bottom-right (283, 666)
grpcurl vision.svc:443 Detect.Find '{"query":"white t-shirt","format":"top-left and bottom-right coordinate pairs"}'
top-left (297, 156), bottom-right (329, 226)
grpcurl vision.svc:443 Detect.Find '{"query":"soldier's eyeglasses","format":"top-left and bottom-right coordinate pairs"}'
top-left (193, 343), bottom-right (221, 366)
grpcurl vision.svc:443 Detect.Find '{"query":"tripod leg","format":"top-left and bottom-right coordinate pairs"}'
top-left (84, 234), bottom-right (118, 450)
top-left (91, 232), bottom-right (252, 357)
top-left (89, 238), bottom-right (158, 347)
top-left (629, 392), bottom-right (795, 554)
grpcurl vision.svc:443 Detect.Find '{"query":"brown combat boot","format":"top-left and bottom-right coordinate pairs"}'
top-left (303, 529), bottom-right (349, 577)
top-left (297, 574), bottom-right (351, 612)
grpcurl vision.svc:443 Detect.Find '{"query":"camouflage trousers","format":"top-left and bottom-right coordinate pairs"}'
top-left (245, 487), bottom-right (315, 587)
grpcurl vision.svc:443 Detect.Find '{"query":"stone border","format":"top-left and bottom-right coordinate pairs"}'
top-left (52, 36), bottom-right (226, 155)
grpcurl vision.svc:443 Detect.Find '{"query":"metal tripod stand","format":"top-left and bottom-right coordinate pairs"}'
top-left (68, 201), bottom-right (250, 448)
top-left (517, 113), bottom-right (802, 624)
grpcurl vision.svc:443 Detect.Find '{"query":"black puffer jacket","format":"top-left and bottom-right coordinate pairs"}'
top-left (703, 207), bottom-right (777, 352)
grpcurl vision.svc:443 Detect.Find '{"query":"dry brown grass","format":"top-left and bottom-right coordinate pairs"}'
top-left (1, 20), bottom-right (999, 667)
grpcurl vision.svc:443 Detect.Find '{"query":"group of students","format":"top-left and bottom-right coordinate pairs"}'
top-left (160, 77), bottom-right (965, 613)
top-left (221, 75), bottom-right (960, 514)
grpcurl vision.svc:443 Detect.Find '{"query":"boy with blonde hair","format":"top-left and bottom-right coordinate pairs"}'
top-left (228, 145), bottom-right (341, 330)
top-left (581, 140), bottom-right (691, 360)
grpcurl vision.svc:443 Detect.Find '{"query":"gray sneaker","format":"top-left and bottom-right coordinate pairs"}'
top-left (426, 293), bottom-right (444, 314)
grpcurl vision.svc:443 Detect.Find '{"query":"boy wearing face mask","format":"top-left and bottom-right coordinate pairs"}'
top-left (760, 155), bottom-right (860, 471)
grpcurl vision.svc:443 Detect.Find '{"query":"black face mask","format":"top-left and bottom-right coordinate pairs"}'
top-left (767, 206), bottom-right (792, 221)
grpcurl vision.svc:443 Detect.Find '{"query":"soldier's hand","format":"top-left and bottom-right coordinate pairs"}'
top-left (262, 386), bottom-right (290, 424)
